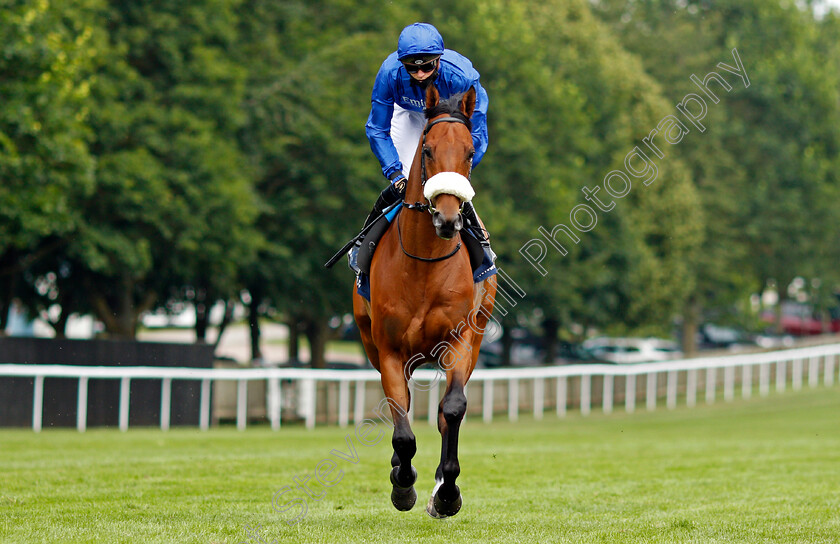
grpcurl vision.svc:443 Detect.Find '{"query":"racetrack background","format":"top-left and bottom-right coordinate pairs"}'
top-left (1, 387), bottom-right (837, 544)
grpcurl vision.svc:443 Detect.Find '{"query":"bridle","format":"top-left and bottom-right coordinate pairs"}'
top-left (399, 114), bottom-right (473, 263)
top-left (403, 114), bottom-right (474, 214)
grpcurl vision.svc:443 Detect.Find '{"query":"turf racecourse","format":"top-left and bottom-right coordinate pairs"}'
top-left (1, 388), bottom-right (838, 544)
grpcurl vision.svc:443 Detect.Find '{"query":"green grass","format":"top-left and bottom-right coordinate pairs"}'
top-left (1, 388), bottom-right (839, 544)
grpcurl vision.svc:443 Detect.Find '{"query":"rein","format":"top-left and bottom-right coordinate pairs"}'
top-left (397, 215), bottom-right (462, 262)
top-left (398, 115), bottom-right (470, 263)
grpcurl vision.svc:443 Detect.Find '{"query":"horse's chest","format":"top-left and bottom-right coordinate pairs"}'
top-left (380, 297), bottom-right (473, 353)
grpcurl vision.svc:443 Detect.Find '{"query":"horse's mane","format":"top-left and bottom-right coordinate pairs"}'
top-left (424, 93), bottom-right (473, 131)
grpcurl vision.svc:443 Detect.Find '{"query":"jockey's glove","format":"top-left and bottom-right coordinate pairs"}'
top-left (389, 171), bottom-right (407, 194)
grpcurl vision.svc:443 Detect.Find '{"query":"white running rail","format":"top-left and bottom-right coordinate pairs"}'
top-left (1, 343), bottom-right (837, 432)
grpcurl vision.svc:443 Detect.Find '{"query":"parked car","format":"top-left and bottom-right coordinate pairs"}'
top-left (760, 301), bottom-right (840, 336)
top-left (752, 333), bottom-right (795, 349)
top-left (554, 341), bottom-right (610, 365)
top-left (476, 327), bottom-right (543, 368)
top-left (696, 323), bottom-right (754, 350)
top-left (476, 326), bottom-right (614, 368)
top-left (695, 323), bottom-right (794, 351)
top-left (581, 337), bottom-right (683, 364)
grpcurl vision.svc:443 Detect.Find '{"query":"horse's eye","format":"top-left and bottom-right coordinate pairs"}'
top-left (467, 150), bottom-right (476, 161)
top-left (423, 147), bottom-right (433, 159)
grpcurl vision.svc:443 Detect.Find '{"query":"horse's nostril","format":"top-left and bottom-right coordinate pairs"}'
top-left (454, 215), bottom-right (463, 231)
top-left (432, 212), bottom-right (445, 229)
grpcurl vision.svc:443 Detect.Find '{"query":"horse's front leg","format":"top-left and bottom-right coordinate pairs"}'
top-left (427, 289), bottom-right (494, 519)
top-left (380, 355), bottom-right (418, 511)
top-left (427, 374), bottom-right (468, 519)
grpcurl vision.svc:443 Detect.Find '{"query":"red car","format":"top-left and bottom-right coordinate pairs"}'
top-left (761, 303), bottom-right (840, 336)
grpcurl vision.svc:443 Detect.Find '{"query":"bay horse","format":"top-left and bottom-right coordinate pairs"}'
top-left (352, 83), bottom-right (497, 518)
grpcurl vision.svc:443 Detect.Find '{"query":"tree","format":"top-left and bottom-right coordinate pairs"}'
top-left (0, 0), bottom-right (100, 332)
top-left (594, 0), bottom-right (840, 349)
top-left (67, 0), bottom-right (260, 338)
top-left (235, 0), bottom-right (413, 365)
top-left (431, 0), bottom-right (704, 358)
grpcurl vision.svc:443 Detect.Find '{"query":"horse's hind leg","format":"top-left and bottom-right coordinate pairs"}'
top-left (380, 356), bottom-right (418, 511)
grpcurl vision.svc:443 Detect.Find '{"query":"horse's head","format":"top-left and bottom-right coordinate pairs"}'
top-left (419, 84), bottom-right (477, 240)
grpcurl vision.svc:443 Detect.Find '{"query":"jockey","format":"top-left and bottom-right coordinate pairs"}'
top-left (349, 22), bottom-right (495, 274)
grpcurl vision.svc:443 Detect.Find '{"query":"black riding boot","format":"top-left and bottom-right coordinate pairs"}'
top-left (348, 182), bottom-right (405, 274)
top-left (461, 201), bottom-right (497, 263)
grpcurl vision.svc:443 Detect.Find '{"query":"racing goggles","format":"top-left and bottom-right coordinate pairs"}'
top-left (402, 56), bottom-right (439, 73)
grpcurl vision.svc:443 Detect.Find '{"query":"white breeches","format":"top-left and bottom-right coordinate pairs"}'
top-left (391, 104), bottom-right (426, 178)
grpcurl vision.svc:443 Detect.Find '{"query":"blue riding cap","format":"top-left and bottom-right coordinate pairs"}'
top-left (397, 23), bottom-right (444, 61)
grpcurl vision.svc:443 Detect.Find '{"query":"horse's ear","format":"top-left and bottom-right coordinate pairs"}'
top-left (460, 87), bottom-right (476, 119)
top-left (425, 84), bottom-right (440, 111)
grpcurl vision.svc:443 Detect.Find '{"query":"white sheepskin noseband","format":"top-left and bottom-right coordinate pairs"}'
top-left (423, 172), bottom-right (475, 203)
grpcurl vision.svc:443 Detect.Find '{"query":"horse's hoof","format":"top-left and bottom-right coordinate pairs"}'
top-left (390, 466), bottom-right (417, 511)
top-left (426, 494), bottom-right (444, 519)
top-left (427, 485), bottom-right (461, 519)
top-left (391, 484), bottom-right (417, 511)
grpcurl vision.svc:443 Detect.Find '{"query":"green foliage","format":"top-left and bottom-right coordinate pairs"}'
top-left (426, 0), bottom-right (706, 341)
top-left (594, 0), bottom-right (840, 345)
top-left (0, 0), bottom-right (98, 250)
top-left (3, 0), bottom-right (839, 356)
top-left (9, 0), bottom-right (262, 337)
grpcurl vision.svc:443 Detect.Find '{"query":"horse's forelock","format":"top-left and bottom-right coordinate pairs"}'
top-left (424, 93), bottom-right (472, 131)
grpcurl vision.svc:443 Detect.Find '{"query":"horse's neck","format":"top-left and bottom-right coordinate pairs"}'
top-left (405, 141), bottom-right (424, 204)
top-left (398, 134), bottom-right (450, 252)
top-left (403, 177), bottom-right (426, 211)
top-left (403, 147), bottom-right (432, 231)
top-left (398, 180), bottom-right (452, 261)
top-left (402, 180), bottom-right (436, 232)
